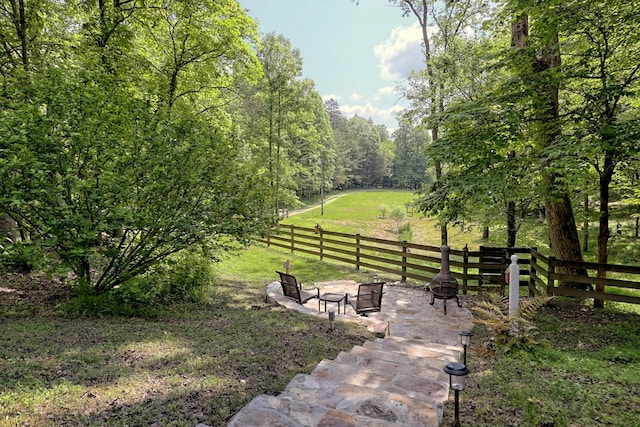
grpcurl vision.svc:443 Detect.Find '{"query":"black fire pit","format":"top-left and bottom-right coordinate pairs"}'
top-left (428, 245), bottom-right (462, 315)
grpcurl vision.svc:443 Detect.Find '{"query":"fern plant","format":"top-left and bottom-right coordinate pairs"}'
top-left (472, 294), bottom-right (552, 352)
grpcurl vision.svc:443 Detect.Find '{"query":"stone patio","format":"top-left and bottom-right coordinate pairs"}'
top-left (211, 279), bottom-right (475, 427)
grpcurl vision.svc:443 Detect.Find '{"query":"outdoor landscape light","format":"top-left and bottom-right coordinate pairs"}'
top-left (444, 361), bottom-right (470, 427)
top-left (328, 310), bottom-right (335, 329)
top-left (459, 330), bottom-right (472, 365)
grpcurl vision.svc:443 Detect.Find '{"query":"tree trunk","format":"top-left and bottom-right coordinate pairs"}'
top-left (583, 195), bottom-right (589, 252)
top-left (544, 176), bottom-right (584, 268)
top-left (512, 12), bottom-right (587, 281)
top-left (507, 200), bottom-right (517, 248)
top-left (9, 0), bottom-right (29, 71)
top-left (595, 154), bottom-right (615, 307)
top-left (482, 226), bottom-right (489, 240)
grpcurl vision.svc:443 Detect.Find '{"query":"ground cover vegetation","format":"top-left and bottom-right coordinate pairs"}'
top-left (443, 300), bottom-right (640, 427)
top-left (0, 256), bottom-right (377, 426)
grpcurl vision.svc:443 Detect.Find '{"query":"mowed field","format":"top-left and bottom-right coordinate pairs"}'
top-left (283, 189), bottom-right (493, 251)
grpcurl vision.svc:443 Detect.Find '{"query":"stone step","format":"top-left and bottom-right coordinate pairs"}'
top-left (333, 348), bottom-right (451, 384)
top-left (280, 377), bottom-right (444, 427)
top-left (362, 336), bottom-right (462, 358)
top-left (284, 361), bottom-right (448, 407)
top-left (350, 343), bottom-right (459, 366)
top-left (225, 392), bottom-right (440, 427)
top-left (221, 283), bottom-right (476, 427)
top-left (306, 358), bottom-right (447, 404)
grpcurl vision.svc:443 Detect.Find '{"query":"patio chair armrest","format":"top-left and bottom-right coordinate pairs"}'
top-left (301, 284), bottom-right (318, 292)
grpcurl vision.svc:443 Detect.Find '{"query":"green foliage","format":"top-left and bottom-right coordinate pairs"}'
top-left (397, 222), bottom-right (413, 242)
top-left (61, 250), bottom-right (213, 317)
top-left (379, 205), bottom-right (389, 218)
top-left (147, 251), bottom-right (213, 304)
top-left (0, 0), bottom-right (273, 294)
top-left (0, 241), bottom-right (42, 273)
top-left (61, 280), bottom-right (144, 318)
top-left (472, 294), bottom-right (552, 352)
top-left (391, 123), bottom-right (430, 190)
top-left (389, 206), bottom-right (406, 233)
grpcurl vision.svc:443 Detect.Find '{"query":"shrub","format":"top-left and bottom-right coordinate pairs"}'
top-left (398, 222), bottom-right (413, 242)
top-left (62, 250), bottom-right (213, 317)
top-left (0, 241), bottom-right (42, 273)
top-left (379, 205), bottom-right (389, 219)
top-left (150, 251), bottom-right (213, 304)
top-left (389, 206), bottom-right (406, 232)
top-left (472, 294), bottom-right (552, 352)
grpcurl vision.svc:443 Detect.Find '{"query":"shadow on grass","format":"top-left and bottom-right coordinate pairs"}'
top-left (440, 303), bottom-right (640, 427)
top-left (0, 282), bottom-right (374, 426)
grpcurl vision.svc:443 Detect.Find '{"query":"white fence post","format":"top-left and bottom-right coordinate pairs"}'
top-left (509, 255), bottom-right (520, 316)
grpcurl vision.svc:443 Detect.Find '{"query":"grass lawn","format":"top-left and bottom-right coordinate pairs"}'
top-left (2, 189), bottom-right (640, 426)
top-left (448, 300), bottom-right (640, 427)
top-left (0, 259), bottom-right (376, 426)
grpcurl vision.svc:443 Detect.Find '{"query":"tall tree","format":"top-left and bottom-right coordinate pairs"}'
top-left (255, 33), bottom-right (304, 215)
top-left (508, 4), bottom-right (586, 267)
top-left (325, 99), bottom-right (354, 190)
top-left (394, 0), bottom-right (485, 244)
top-left (557, 0), bottom-right (640, 288)
top-left (392, 122), bottom-right (430, 190)
top-left (0, 0), bottom-right (271, 291)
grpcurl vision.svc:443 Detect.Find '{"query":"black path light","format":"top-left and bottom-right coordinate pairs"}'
top-left (444, 361), bottom-right (470, 427)
top-left (459, 330), bottom-right (472, 365)
top-left (328, 309), bottom-right (335, 330)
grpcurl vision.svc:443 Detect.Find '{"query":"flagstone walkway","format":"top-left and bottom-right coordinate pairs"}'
top-left (210, 280), bottom-right (474, 427)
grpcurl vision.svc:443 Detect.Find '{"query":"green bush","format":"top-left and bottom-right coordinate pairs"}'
top-left (0, 241), bottom-right (42, 273)
top-left (398, 222), bottom-right (413, 242)
top-left (61, 279), bottom-right (141, 318)
top-left (150, 251), bottom-right (213, 304)
top-left (389, 206), bottom-right (406, 233)
top-left (62, 250), bottom-right (213, 317)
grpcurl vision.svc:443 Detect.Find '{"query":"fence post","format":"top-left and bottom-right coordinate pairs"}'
top-left (462, 245), bottom-right (469, 294)
top-left (529, 247), bottom-right (537, 296)
top-left (355, 234), bottom-right (361, 271)
top-left (547, 256), bottom-right (555, 295)
top-left (289, 224), bottom-right (294, 254)
top-left (402, 242), bottom-right (407, 282)
top-left (509, 255), bottom-right (520, 316)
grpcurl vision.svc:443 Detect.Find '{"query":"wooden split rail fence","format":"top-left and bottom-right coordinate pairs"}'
top-left (260, 224), bottom-right (640, 307)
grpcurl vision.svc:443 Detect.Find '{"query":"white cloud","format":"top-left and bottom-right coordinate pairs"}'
top-left (374, 22), bottom-right (426, 81)
top-left (341, 101), bottom-right (405, 125)
top-left (378, 86), bottom-right (397, 96)
top-left (349, 93), bottom-right (363, 102)
top-left (374, 86), bottom-right (399, 100)
top-left (321, 94), bottom-right (342, 102)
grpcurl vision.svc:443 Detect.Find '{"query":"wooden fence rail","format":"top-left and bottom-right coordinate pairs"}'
top-left (260, 224), bottom-right (640, 307)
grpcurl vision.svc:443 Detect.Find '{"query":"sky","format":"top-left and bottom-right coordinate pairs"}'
top-left (239, 0), bottom-right (424, 133)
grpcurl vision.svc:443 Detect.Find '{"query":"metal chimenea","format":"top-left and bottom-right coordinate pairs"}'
top-left (428, 245), bottom-right (462, 315)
